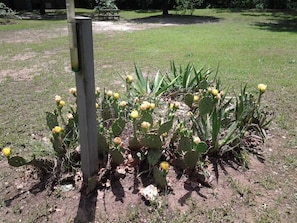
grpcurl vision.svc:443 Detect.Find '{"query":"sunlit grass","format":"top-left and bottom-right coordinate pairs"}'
top-left (1, 8), bottom-right (296, 150)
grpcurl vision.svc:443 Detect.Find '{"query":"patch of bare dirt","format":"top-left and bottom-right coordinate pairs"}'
top-left (0, 16), bottom-right (216, 82)
top-left (1, 127), bottom-right (295, 222)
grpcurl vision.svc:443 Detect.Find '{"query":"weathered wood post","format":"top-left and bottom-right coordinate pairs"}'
top-left (75, 17), bottom-right (98, 182)
top-left (66, 0), bottom-right (98, 184)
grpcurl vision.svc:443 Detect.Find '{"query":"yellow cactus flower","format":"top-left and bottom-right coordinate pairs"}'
top-left (193, 95), bottom-right (199, 102)
top-left (119, 101), bottom-right (127, 107)
top-left (173, 102), bottom-right (180, 109)
top-left (113, 92), bottom-right (120, 100)
top-left (2, 147), bottom-right (11, 158)
top-left (69, 87), bottom-right (77, 95)
top-left (59, 100), bottom-right (65, 107)
top-left (140, 101), bottom-right (150, 111)
top-left (150, 103), bottom-right (155, 110)
top-left (130, 110), bottom-right (139, 119)
top-left (211, 88), bottom-right (219, 96)
top-left (113, 137), bottom-right (122, 145)
top-left (126, 75), bottom-right (134, 83)
top-left (55, 95), bottom-right (61, 102)
top-left (162, 132), bottom-right (168, 138)
top-left (187, 111), bottom-right (193, 117)
top-left (215, 93), bottom-right (221, 100)
top-left (66, 113), bottom-right (74, 120)
top-left (258, 84), bottom-right (267, 93)
top-left (95, 87), bottom-right (100, 94)
top-left (52, 126), bottom-right (62, 134)
top-left (106, 90), bottom-right (113, 97)
top-left (141, 121), bottom-right (151, 130)
top-left (160, 161), bottom-right (169, 171)
top-left (193, 136), bottom-right (201, 145)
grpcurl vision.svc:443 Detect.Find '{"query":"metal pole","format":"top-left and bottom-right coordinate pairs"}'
top-left (75, 17), bottom-right (98, 182)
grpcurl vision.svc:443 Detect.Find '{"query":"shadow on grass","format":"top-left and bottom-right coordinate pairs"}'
top-left (254, 18), bottom-right (297, 32)
top-left (129, 14), bottom-right (220, 25)
top-left (245, 10), bottom-right (297, 33)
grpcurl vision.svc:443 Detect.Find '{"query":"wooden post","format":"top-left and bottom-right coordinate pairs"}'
top-left (75, 17), bottom-right (98, 182)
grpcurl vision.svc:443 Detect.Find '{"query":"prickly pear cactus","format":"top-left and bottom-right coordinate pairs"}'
top-left (8, 156), bottom-right (29, 167)
top-left (153, 166), bottom-right (167, 189)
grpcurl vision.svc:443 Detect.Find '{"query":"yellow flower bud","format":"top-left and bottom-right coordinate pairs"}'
top-left (119, 101), bottom-right (127, 107)
top-left (113, 137), bottom-right (122, 145)
top-left (140, 101), bottom-right (150, 111)
top-left (193, 95), bottom-right (199, 102)
top-left (258, 84), bottom-right (267, 93)
top-left (52, 126), bottom-right (62, 134)
top-left (66, 113), bottom-right (74, 120)
top-left (130, 110), bottom-right (139, 119)
top-left (2, 147), bottom-right (11, 158)
top-left (126, 75), bottom-right (134, 83)
top-left (215, 93), bottom-right (221, 100)
top-left (150, 103), bottom-right (155, 110)
top-left (141, 121), bottom-right (151, 130)
top-left (193, 136), bottom-right (201, 145)
top-left (160, 161), bottom-right (169, 171)
top-left (55, 95), bottom-right (61, 102)
top-left (106, 90), bottom-right (113, 97)
top-left (69, 87), bottom-right (77, 95)
top-left (95, 87), bottom-right (100, 94)
top-left (169, 103), bottom-right (174, 110)
top-left (211, 88), bottom-right (219, 96)
top-left (96, 103), bottom-right (99, 109)
top-left (187, 111), bottom-right (193, 117)
top-left (113, 92), bottom-right (120, 100)
top-left (59, 100), bottom-right (65, 107)
top-left (174, 102), bottom-right (180, 109)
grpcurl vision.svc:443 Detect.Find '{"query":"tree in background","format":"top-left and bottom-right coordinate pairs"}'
top-left (0, 2), bottom-right (16, 18)
top-left (95, 0), bottom-right (118, 9)
top-left (175, 0), bottom-right (204, 15)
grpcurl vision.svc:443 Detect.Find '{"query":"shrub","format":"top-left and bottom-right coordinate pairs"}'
top-left (0, 3), bottom-right (17, 18)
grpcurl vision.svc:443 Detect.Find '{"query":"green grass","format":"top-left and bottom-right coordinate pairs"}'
top-left (0, 8), bottom-right (297, 222)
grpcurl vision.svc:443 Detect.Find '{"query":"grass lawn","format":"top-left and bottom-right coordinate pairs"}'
top-left (0, 8), bottom-right (297, 222)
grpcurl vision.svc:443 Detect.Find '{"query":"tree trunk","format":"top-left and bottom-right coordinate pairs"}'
top-left (162, 0), bottom-right (169, 16)
top-left (25, 0), bottom-right (32, 11)
top-left (40, 0), bottom-right (45, 15)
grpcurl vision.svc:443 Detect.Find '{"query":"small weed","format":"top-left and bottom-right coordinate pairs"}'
top-left (284, 155), bottom-right (297, 168)
top-left (277, 112), bottom-right (289, 129)
top-left (258, 175), bottom-right (277, 190)
top-left (255, 207), bottom-right (281, 223)
top-left (228, 177), bottom-right (251, 197)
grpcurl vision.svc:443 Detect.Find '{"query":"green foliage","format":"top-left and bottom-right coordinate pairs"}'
top-left (153, 166), bottom-right (167, 189)
top-left (175, 0), bottom-right (204, 15)
top-left (8, 156), bottom-right (29, 167)
top-left (95, 0), bottom-right (118, 10)
top-left (130, 65), bottom-right (173, 99)
top-left (4, 61), bottom-right (272, 191)
top-left (164, 61), bottom-right (210, 94)
top-left (0, 3), bottom-right (16, 18)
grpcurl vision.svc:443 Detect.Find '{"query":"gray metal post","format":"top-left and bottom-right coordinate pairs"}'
top-left (75, 17), bottom-right (98, 182)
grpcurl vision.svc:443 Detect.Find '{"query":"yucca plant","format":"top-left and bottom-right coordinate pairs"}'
top-left (130, 64), bottom-right (176, 100)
